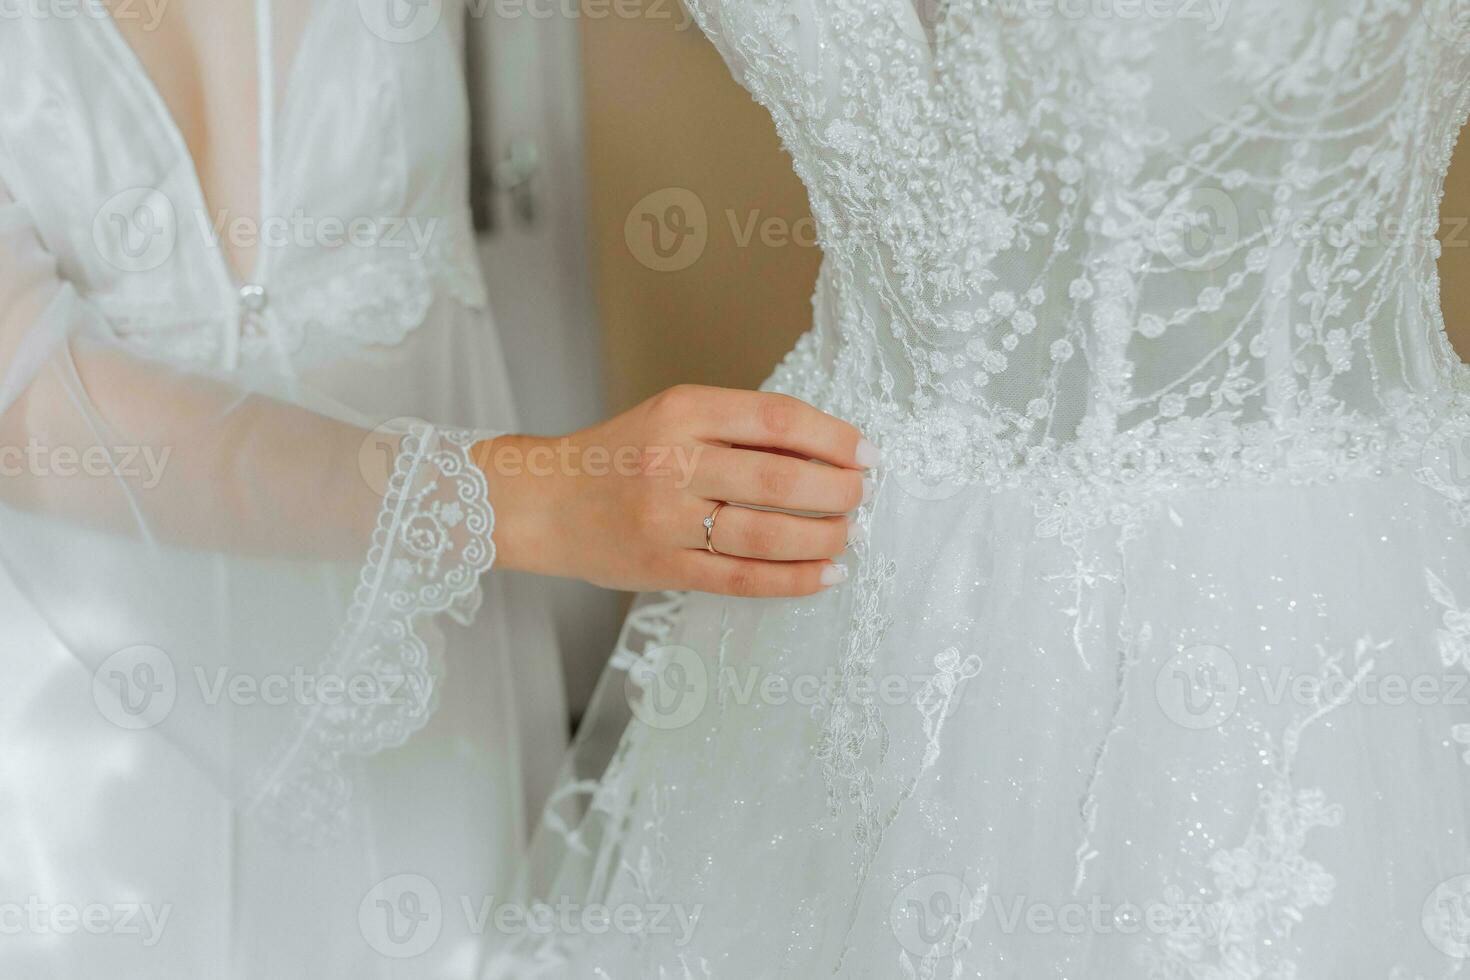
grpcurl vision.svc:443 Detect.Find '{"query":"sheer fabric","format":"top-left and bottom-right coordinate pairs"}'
top-left (497, 1), bottom-right (1470, 976)
top-left (0, 2), bottom-right (564, 976)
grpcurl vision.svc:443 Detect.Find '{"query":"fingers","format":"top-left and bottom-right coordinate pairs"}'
top-left (673, 550), bottom-right (848, 598)
top-left (655, 386), bottom-right (878, 470)
top-left (692, 447), bottom-right (866, 514)
top-left (702, 504), bottom-right (851, 561)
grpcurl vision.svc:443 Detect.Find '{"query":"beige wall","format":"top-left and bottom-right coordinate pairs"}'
top-left (581, 20), bottom-right (819, 409)
top-left (1446, 138), bottom-right (1470, 347)
top-left (583, 20), bottom-right (1470, 407)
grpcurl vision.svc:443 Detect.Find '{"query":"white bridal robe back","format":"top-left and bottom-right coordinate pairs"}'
top-left (0, 2), bottom-right (565, 977)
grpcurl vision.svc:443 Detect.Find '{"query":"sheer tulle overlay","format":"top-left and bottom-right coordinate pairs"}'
top-left (497, 0), bottom-right (1470, 976)
top-left (502, 471), bottom-right (1470, 977)
top-left (0, 2), bottom-right (564, 977)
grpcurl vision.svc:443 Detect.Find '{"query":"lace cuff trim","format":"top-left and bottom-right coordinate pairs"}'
top-left (248, 423), bottom-right (498, 844)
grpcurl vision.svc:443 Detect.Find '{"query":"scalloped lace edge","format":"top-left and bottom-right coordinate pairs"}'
top-left (246, 422), bottom-right (498, 845)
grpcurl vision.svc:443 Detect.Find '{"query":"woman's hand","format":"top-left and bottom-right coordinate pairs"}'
top-left (475, 385), bottom-right (879, 597)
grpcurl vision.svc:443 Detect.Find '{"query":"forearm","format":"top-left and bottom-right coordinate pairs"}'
top-left (0, 337), bottom-right (390, 560)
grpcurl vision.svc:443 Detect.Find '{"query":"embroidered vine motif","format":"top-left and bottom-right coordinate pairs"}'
top-left (1074, 620), bottom-right (1150, 895)
top-left (1425, 569), bottom-right (1470, 763)
top-left (540, 591), bottom-right (688, 857)
top-left (1141, 637), bottom-right (1385, 978)
top-left (1427, 569), bottom-right (1470, 671)
top-left (1414, 417), bottom-right (1470, 527)
top-left (605, 592), bottom-right (690, 675)
top-left (714, 605), bottom-right (736, 713)
top-left (814, 541), bottom-right (899, 877)
top-left (1043, 548), bottom-right (1122, 669)
top-left (616, 782), bottom-right (675, 927)
top-left (913, 646), bottom-right (983, 772)
top-left (616, 785), bottom-right (720, 980)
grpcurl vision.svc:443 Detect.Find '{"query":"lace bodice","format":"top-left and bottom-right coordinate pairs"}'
top-left (0, 0), bottom-right (487, 371)
top-left (688, 0), bottom-right (1470, 493)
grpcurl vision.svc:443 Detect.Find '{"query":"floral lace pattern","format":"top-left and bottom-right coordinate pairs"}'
top-left (537, 591), bottom-right (688, 857)
top-left (248, 423), bottom-right (497, 843)
top-left (1427, 568), bottom-right (1470, 765)
top-left (814, 519), bottom-right (898, 883)
top-left (913, 646), bottom-right (983, 772)
top-left (1141, 638), bottom-right (1381, 978)
top-left (102, 223), bottom-right (488, 369)
top-left (696, 0), bottom-right (1470, 511)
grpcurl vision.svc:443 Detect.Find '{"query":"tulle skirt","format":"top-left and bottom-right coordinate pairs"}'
top-left (495, 463), bottom-right (1470, 979)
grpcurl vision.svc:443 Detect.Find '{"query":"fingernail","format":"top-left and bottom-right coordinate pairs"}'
top-left (861, 477), bottom-right (875, 505)
top-left (846, 516), bottom-right (860, 546)
top-left (820, 563), bottom-right (849, 587)
top-left (856, 438), bottom-right (881, 469)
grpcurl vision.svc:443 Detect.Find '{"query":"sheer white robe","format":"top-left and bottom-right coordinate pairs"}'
top-left (0, 2), bottom-right (565, 976)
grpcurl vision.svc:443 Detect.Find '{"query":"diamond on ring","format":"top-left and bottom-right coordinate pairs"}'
top-left (704, 503), bottom-right (727, 554)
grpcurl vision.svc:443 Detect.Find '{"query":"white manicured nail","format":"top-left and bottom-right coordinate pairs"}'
top-left (820, 563), bottom-right (849, 587)
top-left (861, 478), bottom-right (875, 505)
top-left (846, 517), bottom-right (860, 546)
top-left (856, 438), bottom-right (881, 468)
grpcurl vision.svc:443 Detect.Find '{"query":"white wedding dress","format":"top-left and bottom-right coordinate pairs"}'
top-left (0, 3), bottom-right (565, 978)
top-left (498, 1), bottom-right (1470, 977)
